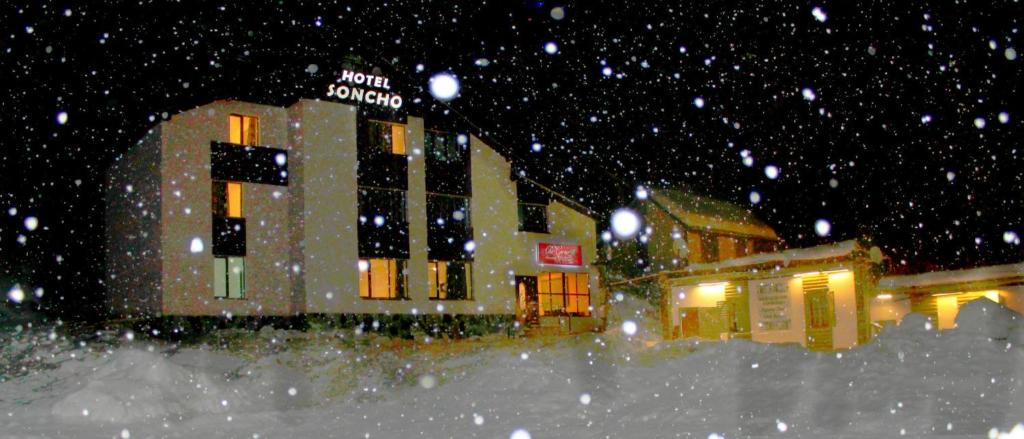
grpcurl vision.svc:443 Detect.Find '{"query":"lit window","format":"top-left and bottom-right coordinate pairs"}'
top-left (212, 181), bottom-right (243, 218)
top-left (367, 120), bottom-right (407, 155)
top-left (214, 256), bottom-right (245, 299)
top-left (227, 182), bottom-right (242, 218)
top-left (537, 272), bottom-right (590, 316)
top-left (229, 114), bottom-right (260, 146)
top-left (358, 258), bottom-right (408, 299)
top-left (390, 124), bottom-right (406, 155)
top-left (428, 261), bottom-right (473, 300)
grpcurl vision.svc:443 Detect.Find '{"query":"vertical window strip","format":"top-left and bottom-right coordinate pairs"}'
top-left (227, 182), bottom-right (242, 218)
top-left (229, 114), bottom-right (260, 146)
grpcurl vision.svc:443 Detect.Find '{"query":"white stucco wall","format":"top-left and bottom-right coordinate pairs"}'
top-left (115, 100), bottom-right (600, 318)
top-left (160, 100), bottom-right (294, 316)
top-left (748, 276), bottom-right (806, 346)
top-left (829, 270), bottom-right (858, 349)
top-left (870, 296), bottom-right (911, 323)
top-left (287, 99), bottom-right (360, 314)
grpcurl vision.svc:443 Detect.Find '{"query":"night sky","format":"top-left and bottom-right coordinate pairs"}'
top-left (1, 0), bottom-right (1022, 318)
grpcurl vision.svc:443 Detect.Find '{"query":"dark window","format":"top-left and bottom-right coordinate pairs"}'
top-left (518, 203), bottom-right (548, 233)
top-left (754, 239), bottom-right (778, 254)
top-left (516, 180), bottom-right (549, 233)
top-left (735, 237), bottom-right (750, 257)
top-left (358, 187), bottom-right (407, 225)
top-left (425, 130), bottom-right (470, 195)
top-left (427, 194), bottom-right (471, 229)
top-left (428, 261), bottom-right (473, 300)
top-left (700, 232), bottom-right (719, 262)
top-left (425, 130), bottom-right (464, 163)
top-left (212, 181), bottom-right (227, 217)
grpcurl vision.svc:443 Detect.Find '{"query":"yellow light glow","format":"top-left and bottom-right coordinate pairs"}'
top-left (876, 293), bottom-right (893, 300)
top-left (390, 124), bottom-right (407, 154)
top-left (984, 290), bottom-right (1000, 303)
top-left (936, 294), bottom-right (959, 330)
top-left (794, 269), bottom-right (850, 278)
top-left (692, 282), bottom-right (727, 305)
top-left (226, 182), bottom-right (242, 218)
top-left (229, 116), bottom-right (242, 144)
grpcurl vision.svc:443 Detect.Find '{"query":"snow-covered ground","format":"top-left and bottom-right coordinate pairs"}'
top-left (3, 297), bottom-right (1024, 438)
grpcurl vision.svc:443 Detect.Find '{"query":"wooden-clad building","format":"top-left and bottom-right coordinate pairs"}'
top-left (657, 240), bottom-right (886, 350)
top-left (877, 262), bottom-right (1024, 330)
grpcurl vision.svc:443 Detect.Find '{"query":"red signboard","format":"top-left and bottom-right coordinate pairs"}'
top-left (537, 243), bottom-right (583, 266)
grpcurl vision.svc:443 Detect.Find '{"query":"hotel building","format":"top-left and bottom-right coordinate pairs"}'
top-left (105, 98), bottom-right (602, 332)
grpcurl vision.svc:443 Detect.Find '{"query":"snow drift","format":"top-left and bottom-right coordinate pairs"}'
top-left (51, 349), bottom-right (240, 423)
top-left (0, 297), bottom-right (1021, 437)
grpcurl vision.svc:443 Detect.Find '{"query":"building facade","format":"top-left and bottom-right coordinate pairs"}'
top-left (876, 262), bottom-right (1024, 330)
top-left (105, 99), bottom-right (602, 331)
top-left (659, 240), bottom-right (884, 350)
top-left (618, 188), bottom-right (780, 272)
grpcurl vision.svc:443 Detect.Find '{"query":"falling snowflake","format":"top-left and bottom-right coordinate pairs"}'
top-left (610, 208), bottom-right (642, 239)
top-left (428, 72), bottom-right (459, 101)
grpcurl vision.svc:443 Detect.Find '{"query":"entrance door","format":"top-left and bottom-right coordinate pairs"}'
top-left (515, 276), bottom-right (539, 326)
top-left (803, 275), bottom-right (835, 350)
top-left (680, 307), bottom-right (700, 338)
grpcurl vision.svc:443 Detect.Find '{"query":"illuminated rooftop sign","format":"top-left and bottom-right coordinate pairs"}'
top-left (326, 70), bottom-right (403, 110)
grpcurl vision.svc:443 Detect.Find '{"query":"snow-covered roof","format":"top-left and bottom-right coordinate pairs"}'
top-left (646, 189), bottom-right (778, 239)
top-left (683, 239), bottom-right (860, 273)
top-left (880, 262), bottom-right (1024, 290)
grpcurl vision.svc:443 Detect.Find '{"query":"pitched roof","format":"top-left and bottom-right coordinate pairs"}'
top-left (646, 188), bottom-right (778, 239)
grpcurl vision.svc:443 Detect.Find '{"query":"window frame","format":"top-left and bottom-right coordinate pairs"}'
top-left (428, 260), bottom-right (474, 301)
top-left (517, 202), bottom-right (549, 233)
top-left (536, 271), bottom-right (591, 316)
top-left (366, 119), bottom-right (408, 156)
top-left (358, 258), bottom-right (409, 300)
top-left (212, 181), bottom-right (244, 218)
top-left (427, 193), bottom-right (472, 229)
top-left (424, 129), bottom-right (464, 164)
top-left (358, 186), bottom-right (408, 225)
top-left (214, 256), bottom-right (246, 299)
top-left (229, 114), bottom-right (260, 146)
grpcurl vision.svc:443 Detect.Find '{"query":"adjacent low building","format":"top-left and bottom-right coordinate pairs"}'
top-left (105, 98), bottom-right (602, 332)
top-left (637, 188), bottom-right (781, 270)
top-left (657, 237), bottom-right (1024, 349)
top-left (876, 262), bottom-right (1024, 330)
top-left (658, 240), bottom-right (885, 350)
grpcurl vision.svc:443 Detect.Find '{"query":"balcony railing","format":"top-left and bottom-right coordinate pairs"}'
top-left (427, 225), bottom-right (474, 261)
top-left (210, 141), bottom-right (288, 186)
top-left (357, 219), bottom-right (410, 259)
top-left (212, 216), bottom-right (246, 256)
top-left (357, 152), bottom-right (408, 190)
